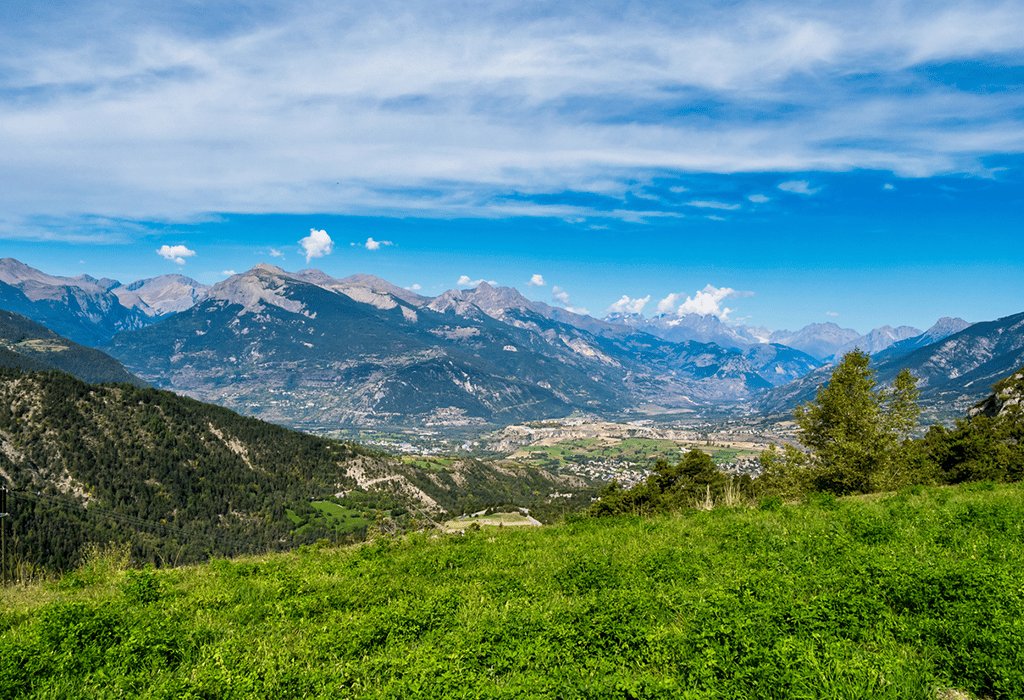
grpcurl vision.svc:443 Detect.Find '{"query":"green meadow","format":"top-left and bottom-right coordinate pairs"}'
top-left (3, 481), bottom-right (1023, 699)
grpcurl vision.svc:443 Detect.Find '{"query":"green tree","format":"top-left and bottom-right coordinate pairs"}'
top-left (776, 350), bottom-right (921, 495)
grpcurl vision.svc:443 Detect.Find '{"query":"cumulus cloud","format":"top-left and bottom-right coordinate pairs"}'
top-left (222, 270), bottom-right (236, 276)
top-left (657, 285), bottom-right (753, 320)
top-left (748, 194), bottom-right (769, 203)
top-left (299, 229), bottom-right (333, 263)
top-left (157, 244), bottom-right (196, 265)
top-left (778, 180), bottom-right (821, 195)
top-left (686, 200), bottom-right (740, 210)
top-left (605, 295), bottom-right (650, 315)
top-left (405, 283), bottom-right (422, 291)
top-left (458, 275), bottom-right (496, 287)
top-left (365, 237), bottom-right (393, 250)
top-left (883, 183), bottom-right (895, 190)
top-left (527, 274), bottom-right (546, 287)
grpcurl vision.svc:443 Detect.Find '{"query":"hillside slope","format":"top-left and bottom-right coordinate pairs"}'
top-left (3, 484), bottom-right (1022, 699)
top-left (0, 368), bottom-right (586, 571)
top-left (0, 310), bottom-right (146, 386)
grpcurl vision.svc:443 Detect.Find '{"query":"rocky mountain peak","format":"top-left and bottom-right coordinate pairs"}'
top-left (112, 274), bottom-right (210, 317)
top-left (207, 265), bottom-right (305, 314)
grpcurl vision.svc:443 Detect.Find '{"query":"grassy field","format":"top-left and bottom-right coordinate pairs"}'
top-left (519, 437), bottom-right (685, 467)
top-left (518, 437), bottom-right (762, 473)
top-left (2, 482), bottom-right (1023, 699)
top-left (286, 501), bottom-right (375, 536)
top-left (442, 512), bottom-right (539, 531)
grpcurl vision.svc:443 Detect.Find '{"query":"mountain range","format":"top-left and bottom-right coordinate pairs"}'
top-left (756, 312), bottom-right (1024, 419)
top-left (99, 264), bottom-right (821, 427)
top-left (0, 257), bottom-right (1017, 427)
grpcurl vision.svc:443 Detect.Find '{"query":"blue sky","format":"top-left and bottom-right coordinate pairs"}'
top-left (1, 0), bottom-right (1022, 334)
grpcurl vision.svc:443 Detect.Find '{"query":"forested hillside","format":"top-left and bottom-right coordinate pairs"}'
top-left (0, 310), bottom-right (145, 386)
top-left (0, 369), bottom-right (588, 574)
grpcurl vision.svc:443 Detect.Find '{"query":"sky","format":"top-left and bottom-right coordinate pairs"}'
top-left (1, 0), bottom-right (1023, 335)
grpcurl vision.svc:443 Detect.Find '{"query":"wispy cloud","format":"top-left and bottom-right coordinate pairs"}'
top-left (2, 2), bottom-right (1022, 231)
top-left (778, 180), bottom-right (821, 195)
top-left (552, 285), bottom-right (588, 315)
top-left (157, 244), bottom-right (196, 265)
top-left (686, 200), bottom-right (740, 210)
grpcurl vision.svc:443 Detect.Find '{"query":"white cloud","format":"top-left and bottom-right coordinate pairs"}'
top-left (2, 2), bottom-right (1023, 231)
top-left (269, 248), bottom-right (284, 258)
top-left (365, 237), bottom-right (393, 250)
top-left (778, 180), bottom-right (821, 195)
top-left (686, 200), bottom-right (740, 210)
top-left (299, 229), bottom-right (333, 263)
top-left (657, 284), bottom-right (754, 320)
top-left (669, 186), bottom-right (689, 193)
top-left (748, 194), bottom-right (769, 203)
top-left (549, 286), bottom-right (588, 315)
top-left (458, 275), bottom-right (496, 287)
top-left (527, 274), bottom-right (546, 287)
top-left (883, 183), bottom-right (895, 190)
top-left (222, 270), bottom-right (236, 276)
top-left (605, 295), bottom-right (650, 316)
top-left (706, 215), bottom-right (726, 221)
top-left (405, 283), bottom-right (422, 291)
top-left (157, 244), bottom-right (196, 265)
top-left (826, 311), bottom-right (839, 317)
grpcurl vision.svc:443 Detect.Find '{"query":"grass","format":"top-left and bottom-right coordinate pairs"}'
top-left (286, 501), bottom-right (374, 536)
top-left (2, 482), bottom-right (1023, 699)
top-left (519, 438), bottom-right (761, 472)
top-left (442, 512), bottom-right (539, 531)
top-left (521, 437), bottom-right (685, 467)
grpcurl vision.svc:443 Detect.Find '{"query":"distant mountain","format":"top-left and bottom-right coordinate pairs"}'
top-left (872, 317), bottom-right (971, 362)
top-left (828, 324), bottom-right (923, 360)
top-left (0, 258), bottom-right (150, 345)
top-left (757, 311), bottom-right (1024, 418)
top-left (102, 265), bottom-right (817, 427)
top-left (871, 312), bottom-right (1024, 414)
top-left (766, 323), bottom-right (863, 361)
top-left (111, 274), bottom-right (210, 317)
top-left (0, 309), bottom-right (146, 385)
top-left (603, 311), bottom-right (761, 350)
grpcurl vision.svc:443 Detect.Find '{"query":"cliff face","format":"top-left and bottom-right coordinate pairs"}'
top-left (969, 367), bottom-right (1024, 420)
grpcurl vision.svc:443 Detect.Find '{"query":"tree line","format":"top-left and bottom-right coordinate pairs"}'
top-left (592, 350), bottom-right (1024, 516)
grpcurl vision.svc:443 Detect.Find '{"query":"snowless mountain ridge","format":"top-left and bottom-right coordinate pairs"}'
top-left (0, 258), bottom-right (968, 359)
